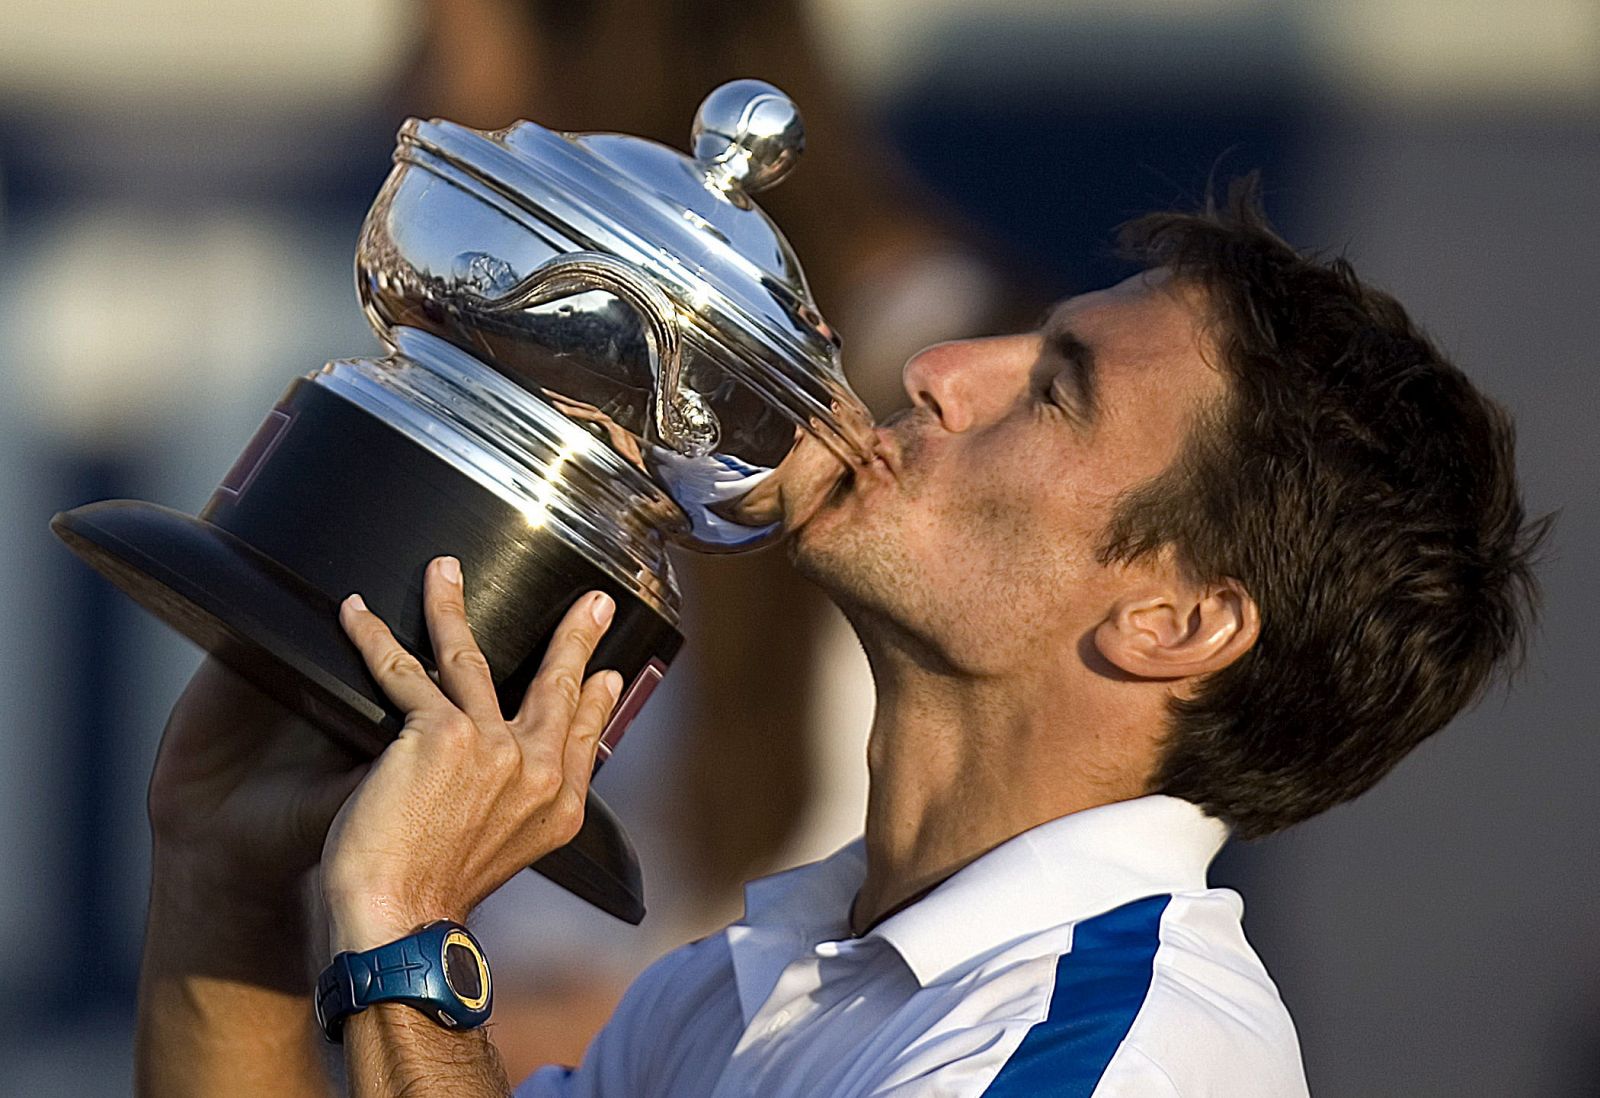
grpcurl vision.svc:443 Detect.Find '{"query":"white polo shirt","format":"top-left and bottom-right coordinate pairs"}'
top-left (515, 795), bottom-right (1308, 1097)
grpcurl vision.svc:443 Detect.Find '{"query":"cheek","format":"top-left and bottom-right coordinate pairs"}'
top-left (949, 441), bottom-right (1106, 567)
top-left (927, 459), bottom-right (1104, 614)
top-left (953, 460), bottom-right (1120, 637)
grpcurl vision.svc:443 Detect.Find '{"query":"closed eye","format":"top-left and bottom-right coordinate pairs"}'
top-left (1036, 374), bottom-right (1088, 432)
top-left (1040, 326), bottom-right (1097, 423)
top-left (1047, 374), bottom-right (1076, 411)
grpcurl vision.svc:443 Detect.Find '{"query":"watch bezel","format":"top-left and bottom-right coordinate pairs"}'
top-left (440, 926), bottom-right (491, 1012)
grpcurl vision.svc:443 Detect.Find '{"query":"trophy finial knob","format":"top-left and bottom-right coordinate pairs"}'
top-left (691, 79), bottom-right (804, 196)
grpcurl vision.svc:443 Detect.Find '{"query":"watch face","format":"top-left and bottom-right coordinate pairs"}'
top-left (442, 929), bottom-right (490, 1011)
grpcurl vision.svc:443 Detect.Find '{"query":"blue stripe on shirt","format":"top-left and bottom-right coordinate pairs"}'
top-left (981, 894), bottom-right (1172, 1097)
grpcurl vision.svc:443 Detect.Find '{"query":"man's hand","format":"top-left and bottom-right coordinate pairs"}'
top-left (322, 555), bottom-right (622, 956)
top-left (150, 661), bottom-right (370, 901)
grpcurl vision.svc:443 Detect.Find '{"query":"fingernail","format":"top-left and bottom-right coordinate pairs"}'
top-left (590, 592), bottom-right (615, 626)
top-left (604, 670), bottom-right (624, 701)
top-left (345, 593), bottom-right (366, 612)
top-left (438, 556), bottom-right (461, 585)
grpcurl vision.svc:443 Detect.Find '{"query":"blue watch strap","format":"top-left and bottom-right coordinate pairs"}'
top-left (315, 920), bottom-right (492, 1043)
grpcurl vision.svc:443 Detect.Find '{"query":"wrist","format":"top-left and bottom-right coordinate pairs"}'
top-left (150, 847), bottom-right (309, 926)
top-left (150, 836), bottom-right (310, 912)
top-left (324, 887), bottom-right (465, 958)
top-left (145, 850), bottom-right (320, 994)
top-left (326, 902), bottom-right (414, 958)
top-left (321, 852), bottom-right (473, 957)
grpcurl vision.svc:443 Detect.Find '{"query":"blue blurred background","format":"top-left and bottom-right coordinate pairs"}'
top-left (1, 1), bottom-right (1596, 1094)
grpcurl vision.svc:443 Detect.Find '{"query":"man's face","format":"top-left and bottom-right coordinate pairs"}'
top-left (794, 269), bottom-right (1225, 674)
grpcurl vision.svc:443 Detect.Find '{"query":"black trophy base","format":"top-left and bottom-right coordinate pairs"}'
top-left (51, 380), bottom-right (686, 926)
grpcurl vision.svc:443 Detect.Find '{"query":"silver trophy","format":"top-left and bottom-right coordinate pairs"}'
top-left (51, 80), bottom-right (875, 923)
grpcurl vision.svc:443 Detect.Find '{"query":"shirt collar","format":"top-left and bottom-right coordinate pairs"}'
top-left (739, 795), bottom-right (1228, 989)
top-left (728, 841), bottom-right (865, 1021)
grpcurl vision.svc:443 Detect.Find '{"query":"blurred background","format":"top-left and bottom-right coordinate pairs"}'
top-left (1, 0), bottom-right (1595, 1094)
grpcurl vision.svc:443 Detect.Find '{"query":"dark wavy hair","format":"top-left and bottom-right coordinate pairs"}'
top-left (1100, 178), bottom-right (1552, 839)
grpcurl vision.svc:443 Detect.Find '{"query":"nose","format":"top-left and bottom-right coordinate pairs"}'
top-left (902, 333), bottom-right (1036, 433)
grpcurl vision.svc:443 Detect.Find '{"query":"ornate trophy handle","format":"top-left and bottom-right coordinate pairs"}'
top-left (489, 251), bottom-right (720, 458)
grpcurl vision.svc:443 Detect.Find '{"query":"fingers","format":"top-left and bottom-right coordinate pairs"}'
top-left (561, 670), bottom-right (624, 793)
top-left (341, 569), bottom-right (622, 793)
top-left (340, 593), bottom-right (449, 716)
top-left (420, 557), bottom-right (504, 726)
top-left (513, 591), bottom-right (616, 732)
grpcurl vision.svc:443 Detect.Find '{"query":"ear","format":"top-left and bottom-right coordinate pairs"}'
top-left (1093, 577), bottom-right (1259, 682)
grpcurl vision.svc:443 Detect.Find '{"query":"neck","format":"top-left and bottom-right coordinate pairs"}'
top-left (850, 638), bottom-right (1158, 936)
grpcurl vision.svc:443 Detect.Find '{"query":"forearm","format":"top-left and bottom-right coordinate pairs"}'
top-left (346, 1005), bottom-right (511, 1096)
top-left (135, 854), bottom-right (335, 1098)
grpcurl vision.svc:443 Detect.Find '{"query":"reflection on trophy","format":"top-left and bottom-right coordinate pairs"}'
top-left (50, 80), bottom-right (875, 925)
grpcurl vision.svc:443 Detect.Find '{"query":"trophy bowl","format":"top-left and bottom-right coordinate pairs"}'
top-left (51, 80), bottom-right (876, 924)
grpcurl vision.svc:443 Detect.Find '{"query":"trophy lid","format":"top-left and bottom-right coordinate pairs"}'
top-left (395, 80), bottom-right (865, 461)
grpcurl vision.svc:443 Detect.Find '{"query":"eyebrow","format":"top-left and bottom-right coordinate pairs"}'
top-left (1044, 322), bottom-right (1098, 422)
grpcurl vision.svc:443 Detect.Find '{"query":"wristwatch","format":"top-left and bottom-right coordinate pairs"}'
top-left (315, 920), bottom-right (492, 1043)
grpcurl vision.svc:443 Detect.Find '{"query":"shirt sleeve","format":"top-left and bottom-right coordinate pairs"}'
top-left (511, 935), bottom-right (733, 1098)
top-left (509, 985), bottom-right (657, 1098)
top-left (509, 960), bottom-right (676, 1098)
top-left (513, 1063), bottom-right (578, 1098)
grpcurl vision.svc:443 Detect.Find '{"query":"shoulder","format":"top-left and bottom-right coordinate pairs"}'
top-left (1126, 891), bottom-right (1307, 1094)
top-left (930, 892), bottom-right (1307, 1098)
top-left (883, 896), bottom-right (1305, 1098)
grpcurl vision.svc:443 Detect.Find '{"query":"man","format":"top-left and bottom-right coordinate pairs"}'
top-left (134, 187), bottom-right (1545, 1096)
